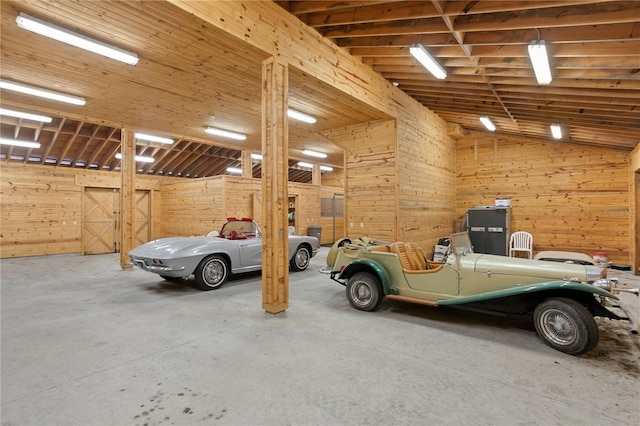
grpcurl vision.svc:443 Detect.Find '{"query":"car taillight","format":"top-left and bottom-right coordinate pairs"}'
top-left (339, 265), bottom-right (345, 272)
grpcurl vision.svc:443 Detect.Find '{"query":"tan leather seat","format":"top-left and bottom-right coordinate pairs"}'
top-left (406, 243), bottom-right (427, 270)
top-left (390, 242), bottom-right (413, 271)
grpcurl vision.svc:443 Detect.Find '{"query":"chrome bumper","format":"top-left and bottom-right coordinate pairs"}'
top-left (131, 258), bottom-right (186, 273)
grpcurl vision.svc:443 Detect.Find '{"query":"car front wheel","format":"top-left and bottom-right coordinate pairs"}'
top-left (194, 255), bottom-right (228, 290)
top-left (346, 272), bottom-right (383, 311)
top-left (533, 297), bottom-right (599, 355)
top-left (290, 246), bottom-right (311, 272)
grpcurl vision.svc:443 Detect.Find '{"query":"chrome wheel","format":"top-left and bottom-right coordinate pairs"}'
top-left (194, 255), bottom-right (228, 290)
top-left (290, 246), bottom-right (311, 271)
top-left (346, 272), bottom-right (383, 311)
top-left (538, 309), bottom-right (577, 346)
top-left (533, 298), bottom-right (599, 355)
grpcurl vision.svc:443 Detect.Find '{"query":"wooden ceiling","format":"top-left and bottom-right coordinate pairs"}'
top-left (0, 0), bottom-right (388, 182)
top-left (0, 1), bottom-right (638, 184)
top-left (280, 0), bottom-right (640, 150)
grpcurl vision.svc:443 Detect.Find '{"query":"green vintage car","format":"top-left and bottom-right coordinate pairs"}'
top-left (321, 232), bottom-right (638, 355)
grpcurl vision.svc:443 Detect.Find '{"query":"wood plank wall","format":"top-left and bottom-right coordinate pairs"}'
top-left (325, 120), bottom-right (398, 242)
top-left (631, 144), bottom-right (640, 274)
top-left (0, 163), bottom-right (162, 258)
top-left (158, 174), bottom-right (342, 244)
top-left (456, 134), bottom-right (631, 264)
top-left (397, 114), bottom-right (457, 254)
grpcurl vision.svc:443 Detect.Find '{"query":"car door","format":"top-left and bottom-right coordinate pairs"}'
top-left (404, 264), bottom-right (461, 297)
top-left (238, 236), bottom-right (263, 267)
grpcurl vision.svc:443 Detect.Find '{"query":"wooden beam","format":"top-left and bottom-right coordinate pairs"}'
top-left (241, 150), bottom-right (253, 178)
top-left (261, 57), bottom-right (289, 314)
top-left (119, 128), bottom-right (135, 269)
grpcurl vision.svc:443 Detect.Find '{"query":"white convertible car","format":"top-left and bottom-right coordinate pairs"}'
top-left (129, 218), bottom-right (320, 290)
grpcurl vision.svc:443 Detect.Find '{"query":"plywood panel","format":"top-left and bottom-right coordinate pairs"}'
top-left (456, 134), bottom-right (631, 264)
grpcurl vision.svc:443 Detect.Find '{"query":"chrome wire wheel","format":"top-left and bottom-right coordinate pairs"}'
top-left (533, 297), bottom-right (599, 355)
top-left (537, 308), bottom-right (577, 346)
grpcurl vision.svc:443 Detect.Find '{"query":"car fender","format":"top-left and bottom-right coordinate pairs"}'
top-left (338, 258), bottom-right (392, 294)
top-left (437, 280), bottom-right (619, 306)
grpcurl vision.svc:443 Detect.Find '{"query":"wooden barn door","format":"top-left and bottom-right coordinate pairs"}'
top-left (83, 188), bottom-right (119, 254)
top-left (134, 190), bottom-right (150, 247)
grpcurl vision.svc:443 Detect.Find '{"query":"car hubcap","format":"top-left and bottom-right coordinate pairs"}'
top-left (540, 309), bottom-right (576, 345)
top-left (295, 249), bottom-right (309, 268)
top-left (352, 282), bottom-right (372, 305)
top-left (204, 260), bottom-right (225, 286)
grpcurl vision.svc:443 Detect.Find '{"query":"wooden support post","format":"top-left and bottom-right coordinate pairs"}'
top-left (119, 128), bottom-right (135, 269)
top-left (241, 150), bottom-right (253, 178)
top-left (261, 57), bottom-right (289, 313)
top-left (312, 163), bottom-right (321, 185)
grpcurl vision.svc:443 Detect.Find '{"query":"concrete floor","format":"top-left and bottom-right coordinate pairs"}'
top-left (1, 247), bottom-right (639, 426)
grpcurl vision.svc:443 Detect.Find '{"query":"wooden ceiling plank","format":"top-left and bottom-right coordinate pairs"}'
top-left (453, 2), bottom-right (640, 32)
top-left (285, 1), bottom-right (397, 16)
top-left (464, 22), bottom-right (640, 45)
top-left (443, 0), bottom-right (613, 16)
top-left (303, 2), bottom-right (440, 28)
top-left (320, 17), bottom-right (449, 38)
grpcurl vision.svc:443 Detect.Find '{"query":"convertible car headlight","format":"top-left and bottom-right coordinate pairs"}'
top-left (592, 278), bottom-right (612, 292)
top-left (585, 265), bottom-right (606, 283)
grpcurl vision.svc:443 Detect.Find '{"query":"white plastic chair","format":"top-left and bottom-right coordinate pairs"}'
top-left (509, 231), bottom-right (533, 259)
top-left (288, 226), bottom-right (295, 236)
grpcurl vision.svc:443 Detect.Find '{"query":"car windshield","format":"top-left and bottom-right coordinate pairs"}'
top-left (219, 220), bottom-right (259, 239)
top-left (450, 232), bottom-right (474, 256)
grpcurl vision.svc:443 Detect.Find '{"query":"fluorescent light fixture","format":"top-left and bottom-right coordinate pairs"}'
top-left (0, 138), bottom-right (41, 149)
top-left (287, 109), bottom-right (316, 124)
top-left (0, 79), bottom-right (86, 105)
top-left (135, 132), bottom-right (173, 145)
top-left (115, 153), bottom-right (154, 163)
top-left (251, 153), bottom-right (263, 160)
top-left (528, 40), bottom-right (552, 85)
top-left (0, 108), bottom-right (52, 123)
top-left (297, 161), bottom-right (313, 169)
top-left (226, 167), bottom-right (243, 174)
top-left (16, 13), bottom-right (139, 65)
top-left (320, 165), bottom-right (334, 172)
top-left (409, 44), bottom-right (447, 80)
top-left (302, 149), bottom-right (327, 158)
top-left (205, 127), bottom-right (247, 141)
top-left (550, 124), bottom-right (562, 140)
top-left (480, 116), bottom-right (496, 131)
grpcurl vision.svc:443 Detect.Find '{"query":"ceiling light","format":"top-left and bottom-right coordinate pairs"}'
top-left (302, 149), bottom-right (327, 158)
top-left (205, 127), bottom-right (247, 141)
top-left (115, 153), bottom-right (154, 163)
top-left (0, 79), bottom-right (86, 105)
top-left (0, 108), bottom-right (52, 123)
top-left (226, 167), bottom-right (243, 174)
top-left (480, 116), bottom-right (496, 131)
top-left (409, 44), bottom-right (447, 80)
top-left (135, 132), bottom-right (174, 144)
top-left (320, 165), bottom-right (334, 172)
top-left (16, 13), bottom-right (139, 65)
top-left (251, 153), bottom-right (263, 160)
top-left (297, 162), bottom-right (313, 169)
top-left (0, 138), bottom-right (41, 149)
top-left (287, 109), bottom-right (317, 124)
top-left (528, 40), bottom-right (552, 85)
top-left (550, 124), bottom-right (562, 140)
